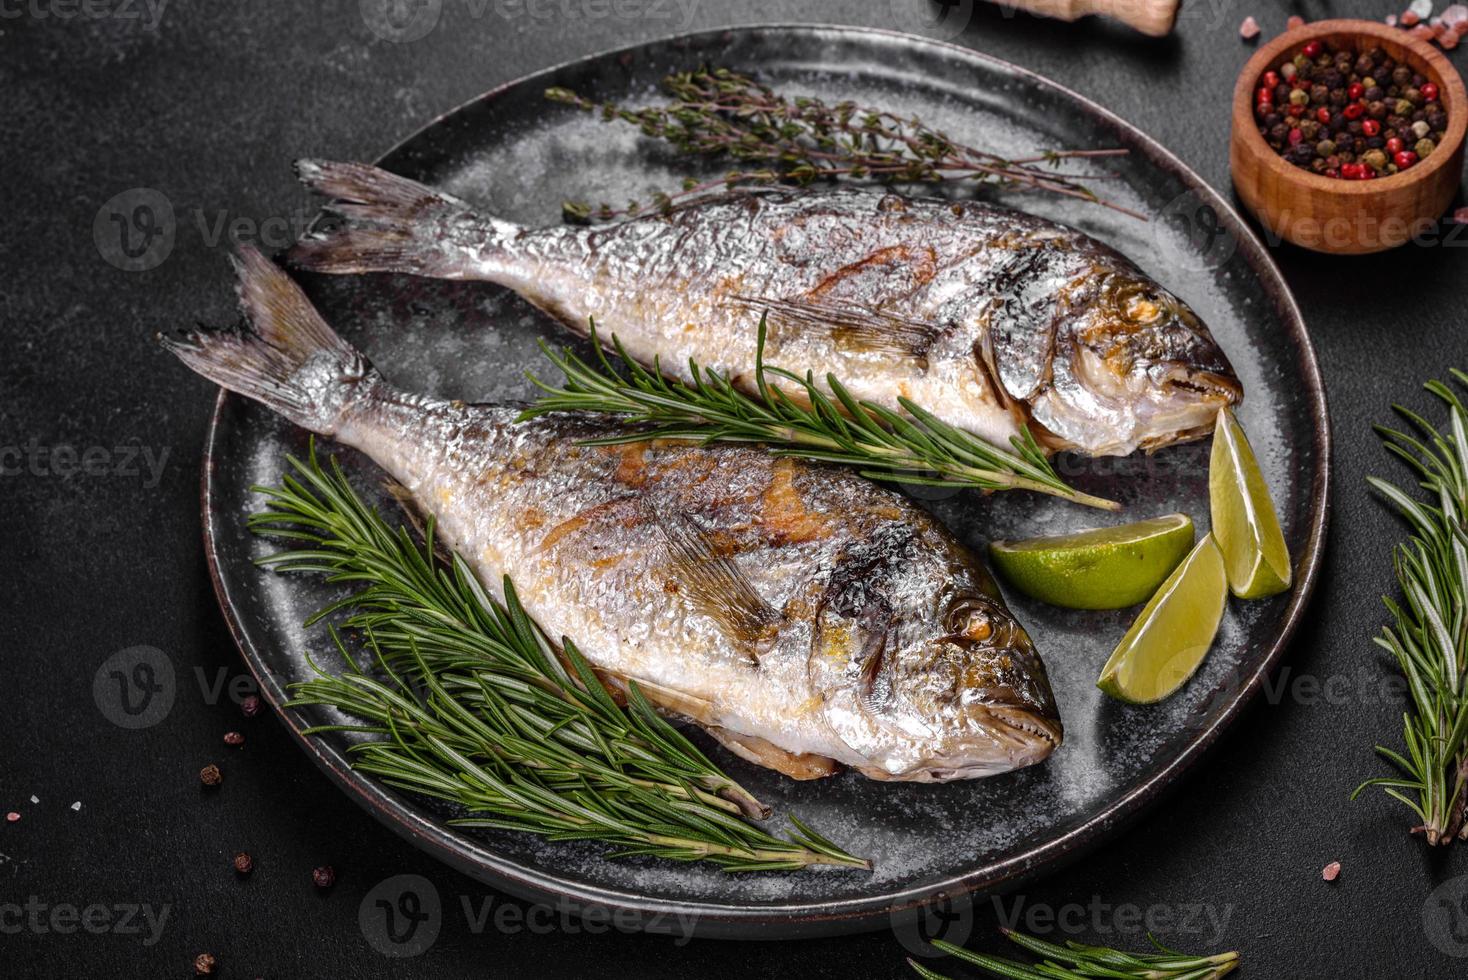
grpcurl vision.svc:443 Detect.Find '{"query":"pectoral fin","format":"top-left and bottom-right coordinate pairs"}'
top-left (728, 295), bottom-right (941, 362)
top-left (654, 509), bottom-right (780, 662)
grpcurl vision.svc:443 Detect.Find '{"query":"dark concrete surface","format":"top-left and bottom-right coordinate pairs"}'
top-left (2, 0), bottom-right (1467, 976)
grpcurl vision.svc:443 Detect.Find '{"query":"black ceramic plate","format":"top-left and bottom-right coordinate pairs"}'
top-left (201, 25), bottom-right (1330, 939)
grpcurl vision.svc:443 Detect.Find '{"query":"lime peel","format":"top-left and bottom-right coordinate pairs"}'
top-left (1209, 407), bottom-right (1291, 599)
top-left (1096, 533), bottom-right (1228, 705)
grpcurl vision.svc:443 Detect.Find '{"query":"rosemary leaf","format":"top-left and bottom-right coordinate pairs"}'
top-left (1356, 369), bottom-right (1468, 845)
top-left (251, 442), bottom-right (868, 872)
top-left (521, 318), bottom-right (1118, 511)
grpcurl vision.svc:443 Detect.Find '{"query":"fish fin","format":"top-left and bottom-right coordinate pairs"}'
top-left (654, 509), bottom-right (781, 662)
top-left (705, 727), bottom-right (841, 780)
top-left (156, 246), bottom-right (372, 434)
top-left (287, 160), bottom-right (520, 279)
top-left (728, 295), bottom-right (941, 361)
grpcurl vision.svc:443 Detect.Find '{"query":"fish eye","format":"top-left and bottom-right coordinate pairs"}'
top-left (943, 596), bottom-right (997, 644)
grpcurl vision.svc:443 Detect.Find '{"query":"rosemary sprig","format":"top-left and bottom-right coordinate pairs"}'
top-left (546, 67), bottom-right (1139, 221)
top-left (249, 443), bottom-right (869, 872)
top-left (521, 320), bottom-right (1118, 511)
top-left (909, 930), bottom-right (1240, 980)
top-left (1354, 370), bottom-right (1468, 846)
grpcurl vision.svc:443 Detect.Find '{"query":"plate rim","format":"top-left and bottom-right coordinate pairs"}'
top-left (199, 22), bottom-right (1332, 937)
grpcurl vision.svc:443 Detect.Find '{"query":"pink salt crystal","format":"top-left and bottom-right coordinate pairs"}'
top-left (1442, 29), bottom-right (1461, 46)
top-left (1287, 14), bottom-right (1306, 29)
top-left (1322, 861), bottom-right (1341, 881)
top-left (1403, 10), bottom-right (1423, 25)
top-left (1240, 15), bottom-right (1261, 39)
top-left (1452, 207), bottom-right (1468, 223)
top-left (4, 812), bottom-right (18, 823)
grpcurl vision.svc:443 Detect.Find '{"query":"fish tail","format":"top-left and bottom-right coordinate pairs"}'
top-left (158, 245), bottom-right (374, 435)
top-left (287, 159), bottom-right (518, 279)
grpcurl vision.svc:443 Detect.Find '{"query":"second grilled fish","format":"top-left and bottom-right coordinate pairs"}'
top-left (162, 248), bottom-right (1062, 782)
top-left (288, 161), bottom-right (1242, 458)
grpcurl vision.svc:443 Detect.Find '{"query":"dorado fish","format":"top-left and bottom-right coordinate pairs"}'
top-left (287, 161), bottom-right (1241, 459)
top-left (162, 248), bottom-right (1062, 782)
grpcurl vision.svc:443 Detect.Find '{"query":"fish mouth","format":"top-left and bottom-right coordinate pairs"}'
top-left (1163, 367), bottom-right (1243, 405)
top-left (988, 703), bottom-right (1063, 755)
top-left (876, 704), bottom-right (1062, 782)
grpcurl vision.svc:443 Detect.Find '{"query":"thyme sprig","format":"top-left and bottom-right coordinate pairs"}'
top-left (250, 444), bottom-right (868, 872)
top-left (1355, 370), bottom-right (1468, 846)
top-left (521, 320), bottom-right (1118, 511)
top-left (546, 67), bottom-right (1139, 221)
top-left (908, 931), bottom-right (1240, 980)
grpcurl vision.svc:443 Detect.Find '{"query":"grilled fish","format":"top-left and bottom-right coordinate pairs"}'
top-left (163, 248), bottom-right (1062, 781)
top-left (288, 161), bottom-right (1241, 458)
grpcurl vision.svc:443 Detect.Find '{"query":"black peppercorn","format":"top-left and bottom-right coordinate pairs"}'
top-left (313, 865), bottom-right (336, 888)
top-left (1393, 66), bottom-right (1412, 86)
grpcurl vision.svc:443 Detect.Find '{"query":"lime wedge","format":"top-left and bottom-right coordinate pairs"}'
top-left (1097, 534), bottom-right (1228, 704)
top-left (1209, 407), bottom-right (1291, 599)
top-left (989, 514), bottom-right (1195, 610)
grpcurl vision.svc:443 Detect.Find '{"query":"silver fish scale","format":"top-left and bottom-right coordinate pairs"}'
top-left (334, 386), bottom-right (1060, 779)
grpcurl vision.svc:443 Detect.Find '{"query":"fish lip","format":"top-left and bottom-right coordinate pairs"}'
top-left (1164, 367), bottom-right (1243, 405)
top-left (987, 703), bottom-right (1064, 751)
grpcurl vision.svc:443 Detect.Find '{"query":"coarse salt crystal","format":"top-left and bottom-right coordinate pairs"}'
top-left (1387, 13), bottom-right (1399, 25)
top-left (1322, 861), bottom-right (1342, 881)
top-left (1240, 15), bottom-right (1261, 39)
top-left (1444, 2), bottom-right (1468, 23)
top-left (1410, 0), bottom-right (1434, 17)
top-left (69, 801), bottom-right (80, 811)
top-left (28, 796), bottom-right (37, 805)
top-left (1287, 15), bottom-right (1306, 29)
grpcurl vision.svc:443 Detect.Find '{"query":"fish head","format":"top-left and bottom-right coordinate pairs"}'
top-left (1008, 262), bottom-right (1241, 456)
top-left (811, 527), bottom-right (1061, 781)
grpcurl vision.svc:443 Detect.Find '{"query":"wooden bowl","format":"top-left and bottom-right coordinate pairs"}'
top-left (1231, 19), bottom-right (1467, 254)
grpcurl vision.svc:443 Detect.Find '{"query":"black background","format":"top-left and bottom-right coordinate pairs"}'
top-left (3, 0), bottom-right (1468, 976)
